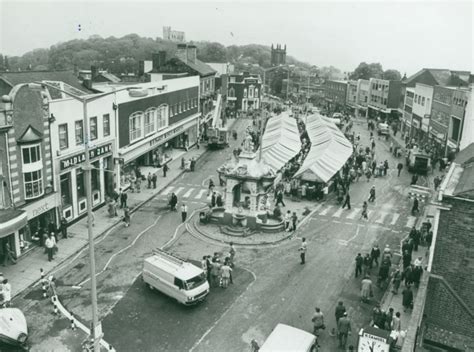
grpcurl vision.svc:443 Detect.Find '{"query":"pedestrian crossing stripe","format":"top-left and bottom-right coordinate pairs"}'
top-left (390, 213), bottom-right (400, 225)
top-left (347, 208), bottom-right (360, 219)
top-left (375, 211), bottom-right (389, 224)
top-left (194, 189), bottom-right (207, 199)
top-left (174, 187), bottom-right (185, 196)
top-left (319, 205), bottom-right (333, 216)
top-left (183, 188), bottom-right (195, 198)
top-left (162, 186), bottom-right (174, 195)
top-left (405, 215), bottom-right (417, 228)
top-left (332, 208), bottom-right (344, 217)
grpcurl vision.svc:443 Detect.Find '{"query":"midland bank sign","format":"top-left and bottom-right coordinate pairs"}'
top-left (60, 143), bottom-right (113, 171)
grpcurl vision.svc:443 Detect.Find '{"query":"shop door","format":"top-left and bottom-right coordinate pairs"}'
top-left (103, 156), bottom-right (114, 197)
top-left (0, 235), bottom-right (16, 264)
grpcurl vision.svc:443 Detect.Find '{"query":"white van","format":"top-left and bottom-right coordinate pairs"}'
top-left (259, 324), bottom-right (317, 352)
top-left (143, 250), bottom-right (210, 305)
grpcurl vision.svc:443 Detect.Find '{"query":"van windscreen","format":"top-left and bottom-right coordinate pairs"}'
top-left (185, 273), bottom-right (206, 290)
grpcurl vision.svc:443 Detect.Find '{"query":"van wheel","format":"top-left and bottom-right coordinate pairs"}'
top-left (148, 284), bottom-right (154, 290)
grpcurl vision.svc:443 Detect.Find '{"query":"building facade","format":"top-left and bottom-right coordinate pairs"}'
top-left (411, 83), bottom-right (434, 143)
top-left (270, 44), bottom-right (286, 67)
top-left (49, 95), bottom-right (116, 222)
top-left (227, 73), bottom-right (262, 112)
top-left (162, 26), bottom-right (185, 42)
top-left (0, 84), bottom-right (60, 259)
top-left (356, 79), bottom-right (370, 117)
top-left (323, 80), bottom-right (348, 114)
top-left (401, 88), bottom-right (414, 135)
top-left (346, 80), bottom-right (358, 114)
top-left (460, 85), bottom-right (474, 150)
top-left (367, 78), bottom-right (402, 121)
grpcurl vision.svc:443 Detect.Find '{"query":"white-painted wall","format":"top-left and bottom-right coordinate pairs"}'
top-left (460, 85), bottom-right (474, 150)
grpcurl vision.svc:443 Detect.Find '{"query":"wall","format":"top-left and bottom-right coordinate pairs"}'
top-left (431, 86), bottom-right (454, 141)
top-left (424, 195), bottom-right (474, 338)
top-left (460, 86), bottom-right (474, 150)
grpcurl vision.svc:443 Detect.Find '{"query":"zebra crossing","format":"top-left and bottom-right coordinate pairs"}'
top-left (311, 203), bottom-right (414, 228)
top-left (161, 185), bottom-right (215, 201)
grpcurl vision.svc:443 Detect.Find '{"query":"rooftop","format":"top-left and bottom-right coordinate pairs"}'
top-left (177, 58), bottom-right (216, 77)
top-left (441, 143), bottom-right (474, 199)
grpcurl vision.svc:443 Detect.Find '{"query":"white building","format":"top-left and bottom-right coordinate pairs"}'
top-left (412, 83), bottom-right (434, 140)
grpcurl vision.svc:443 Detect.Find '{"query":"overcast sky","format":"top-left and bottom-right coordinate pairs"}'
top-left (1, 0), bottom-right (472, 76)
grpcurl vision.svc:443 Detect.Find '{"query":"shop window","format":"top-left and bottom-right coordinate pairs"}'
top-left (157, 105), bottom-right (169, 130)
top-left (187, 100), bottom-right (191, 110)
top-left (24, 170), bottom-right (43, 199)
top-left (76, 169), bottom-right (85, 198)
top-left (60, 173), bottom-right (72, 206)
top-left (129, 112), bottom-right (143, 142)
top-left (75, 120), bottom-right (84, 145)
top-left (58, 124), bottom-right (68, 150)
top-left (22, 145), bottom-right (41, 164)
top-left (91, 161), bottom-right (100, 191)
top-left (243, 89), bottom-right (247, 98)
top-left (170, 105), bottom-right (175, 116)
top-left (451, 117), bottom-right (461, 142)
top-left (228, 87), bottom-right (235, 97)
top-left (178, 102), bottom-right (182, 113)
top-left (144, 108), bottom-right (155, 135)
top-left (90, 116), bottom-right (98, 140)
top-left (103, 114), bottom-right (110, 137)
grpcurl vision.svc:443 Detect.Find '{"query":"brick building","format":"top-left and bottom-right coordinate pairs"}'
top-left (422, 145), bottom-right (474, 350)
top-left (323, 80), bottom-right (348, 114)
top-left (227, 72), bottom-right (262, 112)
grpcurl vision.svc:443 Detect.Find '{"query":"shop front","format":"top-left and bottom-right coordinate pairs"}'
top-left (118, 115), bottom-right (199, 190)
top-left (19, 191), bottom-right (60, 254)
top-left (0, 209), bottom-right (27, 263)
top-left (58, 142), bottom-right (114, 222)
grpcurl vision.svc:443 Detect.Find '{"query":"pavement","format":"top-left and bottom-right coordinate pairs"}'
top-left (6, 144), bottom-right (207, 299)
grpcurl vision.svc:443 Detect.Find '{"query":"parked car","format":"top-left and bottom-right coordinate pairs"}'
top-left (259, 323), bottom-right (317, 352)
top-left (0, 308), bottom-right (28, 350)
top-left (377, 123), bottom-right (390, 135)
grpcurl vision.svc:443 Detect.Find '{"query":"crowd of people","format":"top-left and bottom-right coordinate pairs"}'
top-left (201, 243), bottom-right (236, 289)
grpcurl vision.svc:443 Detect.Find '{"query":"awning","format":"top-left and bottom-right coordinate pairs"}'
top-left (294, 113), bottom-right (353, 183)
top-left (0, 209), bottom-right (27, 238)
top-left (259, 112), bottom-right (302, 172)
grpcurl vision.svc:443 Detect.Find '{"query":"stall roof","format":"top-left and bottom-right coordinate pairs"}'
top-left (294, 113), bottom-right (352, 183)
top-left (259, 112), bottom-right (302, 172)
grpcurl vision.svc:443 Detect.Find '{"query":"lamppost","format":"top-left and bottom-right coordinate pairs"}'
top-left (29, 81), bottom-right (145, 352)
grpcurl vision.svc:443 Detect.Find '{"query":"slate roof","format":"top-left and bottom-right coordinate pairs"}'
top-left (177, 59), bottom-right (216, 77)
top-left (406, 68), bottom-right (471, 87)
top-left (0, 70), bottom-right (92, 94)
top-left (17, 125), bottom-right (43, 143)
top-left (97, 72), bottom-right (121, 83)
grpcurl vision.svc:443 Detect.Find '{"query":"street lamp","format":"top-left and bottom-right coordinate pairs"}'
top-left (29, 81), bottom-right (146, 352)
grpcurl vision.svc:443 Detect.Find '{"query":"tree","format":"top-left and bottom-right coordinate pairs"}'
top-left (383, 69), bottom-right (402, 81)
top-left (195, 42), bottom-right (227, 62)
top-left (349, 62), bottom-right (384, 80)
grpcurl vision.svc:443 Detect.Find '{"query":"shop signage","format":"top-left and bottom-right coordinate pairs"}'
top-left (22, 192), bottom-right (59, 220)
top-left (412, 119), bottom-right (420, 128)
top-left (60, 143), bottom-right (113, 171)
top-left (149, 125), bottom-right (184, 147)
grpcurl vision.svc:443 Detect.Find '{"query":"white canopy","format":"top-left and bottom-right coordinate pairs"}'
top-left (259, 112), bottom-right (302, 172)
top-left (294, 113), bottom-right (353, 183)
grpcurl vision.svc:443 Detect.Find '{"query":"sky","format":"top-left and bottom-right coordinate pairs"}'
top-left (0, 0), bottom-right (473, 76)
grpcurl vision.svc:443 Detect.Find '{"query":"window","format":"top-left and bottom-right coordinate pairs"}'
top-left (187, 100), bottom-right (191, 110)
top-left (170, 105), bottom-right (175, 117)
top-left (144, 108), bottom-right (155, 135)
top-left (427, 98), bottom-right (430, 107)
top-left (178, 102), bottom-right (182, 113)
top-left (24, 170), bottom-right (43, 199)
top-left (421, 97), bottom-right (425, 106)
top-left (103, 114), bottom-right (110, 137)
top-left (76, 169), bottom-right (85, 198)
top-left (60, 173), bottom-right (72, 206)
top-left (91, 161), bottom-right (100, 191)
top-left (22, 145), bottom-right (41, 164)
top-left (90, 116), bottom-right (97, 140)
top-left (255, 88), bottom-right (259, 98)
top-left (58, 124), bottom-right (68, 150)
top-left (383, 98), bottom-right (387, 105)
top-left (249, 87), bottom-right (254, 98)
top-left (157, 105), bottom-right (169, 130)
top-left (228, 88), bottom-right (235, 97)
top-left (451, 117), bottom-right (461, 141)
top-left (75, 120), bottom-right (84, 145)
top-left (129, 112), bottom-right (143, 142)
top-left (243, 89), bottom-right (247, 98)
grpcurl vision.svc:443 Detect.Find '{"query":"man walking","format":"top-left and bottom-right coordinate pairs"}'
top-left (291, 212), bottom-right (298, 232)
top-left (162, 163), bottom-right (169, 177)
top-left (181, 203), bottom-right (188, 222)
top-left (45, 234), bottom-right (56, 262)
top-left (123, 206), bottom-right (131, 227)
top-left (60, 217), bottom-right (68, 239)
top-left (368, 186), bottom-right (376, 202)
top-left (335, 301), bottom-right (346, 324)
top-left (337, 312), bottom-right (351, 349)
top-left (152, 173), bottom-right (157, 189)
top-left (342, 192), bottom-right (351, 210)
top-left (397, 162), bottom-right (403, 177)
top-left (120, 189), bottom-right (127, 209)
top-left (299, 237), bottom-right (307, 264)
top-left (360, 201), bottom-right (369, 220)
top-left (411, 197), bottom-right (420, 215)
top-left (355, 253), bottom-right (363, 278)
top-left (370, 244), bottom-right (381, 266)
top-left (275, 190), bottom-right (285, 207)
top-left (147, 172), bottom-right (152, 189)
top-left (311, 307), bottom-right (325, 339)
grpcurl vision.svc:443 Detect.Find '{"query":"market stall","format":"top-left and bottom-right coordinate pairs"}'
top-left (294, 113), bottom-right (353, 184)
top-left (259, 112), bottom-right (302, 173)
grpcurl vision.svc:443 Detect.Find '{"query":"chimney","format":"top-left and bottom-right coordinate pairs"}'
top-left (187, 45), bottom-right (197, 64)
top-left (83, 79), bottom-right (93, 90)
top-left (152, 53), bottom-right (161, 71)
top-left (176, 44), bottom-right (188, 63)
top-left (91, 65), bottom-right (99, 80)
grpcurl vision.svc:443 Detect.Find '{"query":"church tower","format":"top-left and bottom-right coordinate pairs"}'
top-left (270, 44), bottom-right (287, 67)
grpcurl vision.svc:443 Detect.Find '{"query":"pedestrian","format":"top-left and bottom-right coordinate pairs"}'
top-left (284, 210), bottom-right (291, 231)
top-left (383, 160), bottom-right (389, 176)
top-left (123, 207), bottom-right (131, 227)
top-left (377, 260), bottom-right (390, 288)
top-left (181, 203), bottom-right (188, 222)
top-left (391, 268), bottom-right (402, 294)
top-left (391, 312), bottom-right (402, 331)
top-left (3, 242), bottom-right (17, 266)
top-left (397, 162), bottom-right (403, 177)
top-left (299, 237), bottom-right (307, 264)
top-left (169, 193), bottom-right (178, 211)
top-left (335, 301), bottom-right (346, 325)
top-left (208, 179), bottom-right (215, 196)
top-left (337, 312), bottom-right (351, 349)
top-left (60, 217), bottom-right (68, 239)
top-left (1, 279), bottom-right (11, 307)
top-left (205, 255), bottom-right (212, 283)
top-left (210, 259), bottom-right (221, 288)
top-left (45, 233), bottom-right (56, 262)
top-left (372, 305), bottom-right (384, 328)
top-left (135, 176), bottom-right (141, 193)
top-left (363, 254), bottom-right (372, 276)
top-left (433, 175), bottom-right (441, 190)
top-left (201, 256), bottom-right (208, 272)
top-left (152, 173), bottom-right (157, 189)
top-left (355, 253), bottom-right (363, 278)
top-left (120, 189), bottom-right (127, 209)
top-left (411, 197), bottom-right (420, 215)
top-left (402, 285), bottom-right (413, 311)
top-left (211, 192), bottom-right (217, 208)
top-left (162, 163), bottom-right (169, 177)
top-left (311, 307), bottom-right (325, 338)
top-left (368, 186), bottom-right (376, 202)
top-left (342, 192), bottom-right (351, 210)
top-left (402, 250), bottom-right (412, 269)
top-left (384, 307), bottom-right (394, 331)
top-left (275, 190), bottom-right (285, 207)
top-left (360, 275), bottom-right (373, 303)
top-left (360, 201), bottom-right (369, 220)
top-left (370, 244), bottom-right (380, 266)
top-left (291, 212), bottom-right (298, 232)
top-left (411, 174), bottom-right (418, 185)
top-left (220, 261), bottom-right (232, 288)
top-left (229, 242), bottom-right (236, 267)
top-left (147, 172), bottom-right (152, 189)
